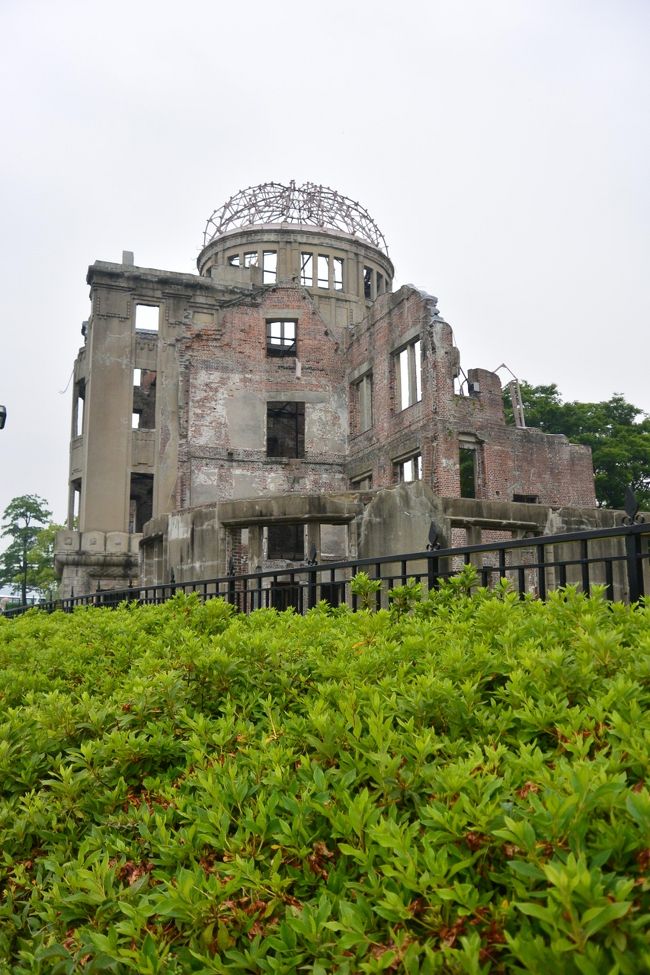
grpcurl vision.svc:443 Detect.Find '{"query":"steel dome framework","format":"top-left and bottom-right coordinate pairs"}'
top-left (203, 181), bottom-right (388, 253)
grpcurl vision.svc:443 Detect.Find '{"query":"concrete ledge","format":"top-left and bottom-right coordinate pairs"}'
top-left (218, 492), bottom-right (363, 527)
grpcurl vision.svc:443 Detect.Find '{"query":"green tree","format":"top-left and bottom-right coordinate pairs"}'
top-left (505, 383), bottom-right (650, 509)
top-left (0, 495), bottom-right (53, 605)
top-left (25, 522), bottom-right (63, 601)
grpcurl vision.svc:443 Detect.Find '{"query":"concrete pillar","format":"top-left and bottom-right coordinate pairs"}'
top-left (248, 526), bottom-right (263, 571)
top-left (80, 291), bottom-right (135, 532)
top-left (467, 525), bottom-right (482, 569)
top-left (307, 523), bottom-right (321, 562)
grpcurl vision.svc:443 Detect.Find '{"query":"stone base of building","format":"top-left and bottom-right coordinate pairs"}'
top-left (54, 486), bottom-right (632, 600)
top-left (140, 483), bottom-right (623, 586)
top-left (55, 530), bottom-right (142, 598)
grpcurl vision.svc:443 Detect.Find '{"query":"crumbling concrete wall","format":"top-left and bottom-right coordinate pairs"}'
top-left (138, 484), bottom-right (629, 593)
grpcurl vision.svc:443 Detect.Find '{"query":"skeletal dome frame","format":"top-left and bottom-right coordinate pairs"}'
top-left (203, 181), bottom-right (388, 253)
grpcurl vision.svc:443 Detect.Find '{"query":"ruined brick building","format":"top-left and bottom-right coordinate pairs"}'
top-left (55, 182), bottom-right (617, 596)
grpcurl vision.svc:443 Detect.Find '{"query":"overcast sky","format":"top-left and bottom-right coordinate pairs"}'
top-left (1, 0), bottom-right (648, 528)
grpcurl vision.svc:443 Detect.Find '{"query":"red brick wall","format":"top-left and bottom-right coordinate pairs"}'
top-left (345, 285), bottom-right (596, 507)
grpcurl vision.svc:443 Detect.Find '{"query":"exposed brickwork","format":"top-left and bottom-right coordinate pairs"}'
top-left (346, 286), bottom-right (596, 507)
top-left (58, 216), bottom-right (598, 597)
top-left (180, 277), bottom-right (596, 511)
top-left (176, 284), bottom-right (349, 508)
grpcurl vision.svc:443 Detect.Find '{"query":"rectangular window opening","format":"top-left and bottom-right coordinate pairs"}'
top-left (395, 453), bottom-right (422, 483)
top-left (135, 304), bottom-right (159, 332)
top-left (354, 372), bottom-right (373, 433)
top-left (333, 257), bottom-right (344, 291)
top-left (267, 523), bottom-right (305, 561)
top-left (69, 478), bottom-right (81, 527)
top-left (266, 320), bottom-right (296, 356)
top-left (317, 254), bottom-right (329, 289)
top-left (414, 340), bottom-right (422, 401)
top-left (267, 401), bottom-right (305, 458)
top-left (73, 379), bottom-right (85, 438)
top-left (300, 252), bottom-right (313, 286)
top-left (396, 339), bottom-right (423, 411)
top-left (227, 254), bottom-right (241, 267)
top-left (132, 369), bottom-right (157, 429)
top-left (129, 473), bottom-right (154, 533)
top-left (243, 251), bottom-right (258, 267)
top-left (363, 266), bottom-right (373, 299)
top-left (459, 447), bottom-right (477, 498)
top-left (513, 493), bottom-right (539, 504)
top-left (263, 251), bottom-right (277, 283)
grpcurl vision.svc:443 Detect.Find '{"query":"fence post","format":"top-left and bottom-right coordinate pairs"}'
top-left (536, 544), bottom-right (547, 600)
top-left (227, 557), bottom-right (235, 606)
top-left (426, 523), bottom-right (440, 592)
top-left (622, 487), bottom-right (646, 604)
top-left (306, 545), bottom-right (318, 610)
top-left (625, 530), bottom-right (644, 604)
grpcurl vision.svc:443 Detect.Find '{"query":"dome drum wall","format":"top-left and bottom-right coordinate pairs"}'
top-left (197, 225), bottom-right (394, 307)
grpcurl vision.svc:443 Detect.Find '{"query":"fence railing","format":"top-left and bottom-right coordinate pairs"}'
top-left (3, 520), bottom-right (649, 619)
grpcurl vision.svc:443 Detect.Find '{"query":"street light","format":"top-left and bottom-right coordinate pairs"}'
top-left (0, 406), bottom-right (6, 430)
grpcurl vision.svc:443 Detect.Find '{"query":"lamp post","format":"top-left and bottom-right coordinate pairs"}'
top-left (0, 405), bottom-right (6, 429)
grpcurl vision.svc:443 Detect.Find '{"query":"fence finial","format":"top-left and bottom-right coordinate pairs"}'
top-left (623, 485), bottom-right (645, 526)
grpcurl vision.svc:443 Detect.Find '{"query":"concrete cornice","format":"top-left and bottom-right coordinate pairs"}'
top-left (87, 261), bottom-right (222, 293)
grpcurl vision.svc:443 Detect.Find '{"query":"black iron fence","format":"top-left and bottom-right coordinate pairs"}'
top-left (3, 521), bottom-right (649, 619)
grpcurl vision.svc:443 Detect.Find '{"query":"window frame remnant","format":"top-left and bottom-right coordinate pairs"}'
top-left (69, 477), bottom-right (81, 527)
top-left (263, 251), bottom-right (277, 283)
top-left (266, 401), bottom-right (305, 458)
top-left (363, 266), bottom-right (373, 299)
top-left (353, 371), bottom-right (373, 433)
top-left (73, 379), bottom-right (85, 438)
top-left (395, 453), bottom-right (423, 483)
top-left (458, 437), bottom-right (481, 499)
top-left (132, 368), bottom-right (157, 429)
top-left (300, 252), bottom-right (313, 286)
top-left (333, 257), bottom-right (344, 291)
top-left (135, 303), bottom-right (160, 333)
top-left (351, 472), bottom-right (373, 491)
top-left (396, 339), bottom-right (422, 411)
top-left (267, 523), bottom-right (305, 561)
top-left (266, 320), bottom-right (297, 357)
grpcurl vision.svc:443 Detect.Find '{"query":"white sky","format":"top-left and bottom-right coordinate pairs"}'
top-left (1, 0), bottom-right (649, 527)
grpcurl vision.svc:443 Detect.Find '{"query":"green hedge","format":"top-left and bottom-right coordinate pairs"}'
top-left (1, 573), bottom-right (649, 973)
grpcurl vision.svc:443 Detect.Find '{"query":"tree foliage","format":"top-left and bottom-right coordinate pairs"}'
top-left (0, 494), bottom-right (53, 605)
top-left (505, 383), bottom-right (650, 509)
top-left (25, 522), bottom-right (63, 601)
